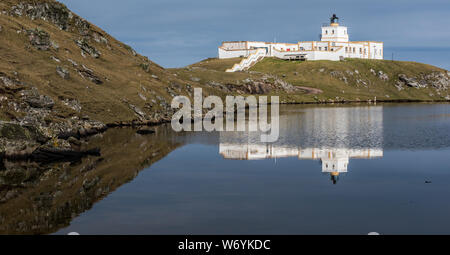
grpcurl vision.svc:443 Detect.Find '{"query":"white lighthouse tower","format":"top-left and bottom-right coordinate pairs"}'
top-left (321, 14), bottom-right (349, 42)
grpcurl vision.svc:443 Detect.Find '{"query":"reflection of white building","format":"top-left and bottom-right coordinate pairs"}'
top-left (219, 14), bottom-right (383, 66)
top-left (219, 144), bottom-right (383, 184)
top-left (219, 105), bottom-right (384, 184)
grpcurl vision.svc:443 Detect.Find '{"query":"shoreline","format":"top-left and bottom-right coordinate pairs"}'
top-left (2, 99), bottom-right (449, 163)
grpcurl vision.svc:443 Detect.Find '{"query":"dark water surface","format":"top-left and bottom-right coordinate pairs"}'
top-left (2, 103), bottom-right (450, 234)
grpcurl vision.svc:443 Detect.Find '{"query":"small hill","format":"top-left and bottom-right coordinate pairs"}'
top-left (171, 57), bottom-right (450, 103)
top-left (0, 0), bottom-right (217, 159)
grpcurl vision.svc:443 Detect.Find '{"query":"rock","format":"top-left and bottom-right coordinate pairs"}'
top-left (138, 93), bottom-right (147, 101)
top-left (378, 71), bottom-right (389, 81)
top-left (56, 66), bottom-right (70, 79)
top-left (0, 122), bottom-right (47, 159)
top-left (0, 72), bottom-right (25, 90)
top-left (61, 98), bottom-right (82, 112)
top-left (354, 69), bottom-right (359, 74)
top-left (75, 39), bottom-right (101, 58)
top-left (421, 72), bottom-right (449, 90)
top-left (319, 68), bottom-right (325, 73)
top-left (190, 77), bottom-right (201, 82)
top-left (20, 88), bottom-right (54, 109)
top-left (395, 81), bottom-right (404, 91)
top-left (67, 136), bottom-right (81, 146)
top-left (77, 65), bottom-right (102, 84)
top-left (398, 74), bottom-right (424, 88)
top-left (128, 103), bottom-right (147, 121)
top-left (0, 122), bottom-right (47, 142)
top-left (370, 69), bottom-right (376, 75)
top-left (0, 25), bottom-right (3, 32)
top-left (136, 129), bottom-right (155, 135)
top-left (51, 56), bottom-right (61, 63)
top-left (27, 29), bottom-right (51, 50)
top-left (92, 31), bottom-right (108, 44)
top-left (11, 2), bottom-right (72, 30)
top-left (330, 71), bottom-right (343, 77)
top-left (67, 58), bottom-right (78, 67)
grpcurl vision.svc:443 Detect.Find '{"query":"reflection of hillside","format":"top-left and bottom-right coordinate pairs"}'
top-left (0, 125), bottom-right (184, 234)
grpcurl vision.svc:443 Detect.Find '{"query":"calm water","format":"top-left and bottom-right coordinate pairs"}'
top-left (2, 103), bottom-right (450, 235)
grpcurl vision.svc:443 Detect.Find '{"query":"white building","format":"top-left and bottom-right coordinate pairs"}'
top-left (219, 15), bottom-right (383, 71)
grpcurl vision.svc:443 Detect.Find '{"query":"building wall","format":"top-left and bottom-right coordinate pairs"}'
top-left (218, 23), bottom-right (383, 61)
top-left (321, 24), bottom-right (349, 42)
top-left (218, 47), bottom-right (257, 59)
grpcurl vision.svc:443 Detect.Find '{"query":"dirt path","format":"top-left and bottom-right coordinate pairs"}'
top-left (296, 86), bottom-right (323, 94)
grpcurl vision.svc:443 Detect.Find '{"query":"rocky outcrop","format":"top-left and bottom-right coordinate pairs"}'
top-left (10, 2), bottom-right (86, 31)
top-left (420, 72), bottom-right (450, 90)
top-left (0, 122), bottom-right (47, 160)
top-left (77, 65), bottom-right (102, 84)
top-left (27, 28), bottom-right (51, 50)
top-left (398, 72), bottom-right (449, 90)
top-left (20, 88), bottom-right (54, 109)
top-left (56, 66), bottom-right (70, 80)
top-left (207, 74), bottom-right (303, 95)
top-left (398, 74), bottom-right (425, 88)
top-left (378, 71), bottom-right (389, 81)
top-left (75, 39), bottom-right (101, 58)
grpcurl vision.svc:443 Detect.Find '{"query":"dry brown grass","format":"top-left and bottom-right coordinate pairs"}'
top-left (0, 0), bottom-right (218, 124)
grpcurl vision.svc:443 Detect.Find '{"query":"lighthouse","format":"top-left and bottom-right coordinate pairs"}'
top-left (321, 14), bottom-right (349, 43)
top-left (218, 14), bottom-right (384, 71)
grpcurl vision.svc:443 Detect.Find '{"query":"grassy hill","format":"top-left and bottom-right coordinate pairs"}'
top-left (1, 0), bottom-right (449, 160)
top-left (0, 0), bottom-right (217, 126)
top-left (171, 57), bottom-right (450, 104)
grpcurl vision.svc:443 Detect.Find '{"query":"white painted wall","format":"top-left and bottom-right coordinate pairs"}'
top-left (321, 24), bottom-right (349, 42)
top-left (218, 21), bottom-right (383, 62)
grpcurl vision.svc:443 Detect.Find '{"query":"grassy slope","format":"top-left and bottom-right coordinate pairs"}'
top-left (252, 58), bottom-right (449, 102)
top-left (0, 0), bottom-right (215, 124)
top-left (173, 57), bottom-right (449, 103)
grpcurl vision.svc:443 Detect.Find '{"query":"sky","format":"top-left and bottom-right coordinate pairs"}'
top-left (59, 0), bottom-right (450, 70)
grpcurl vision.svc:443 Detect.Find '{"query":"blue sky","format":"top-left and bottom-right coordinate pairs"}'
top-left (59, 0), bottom-right (450, 69)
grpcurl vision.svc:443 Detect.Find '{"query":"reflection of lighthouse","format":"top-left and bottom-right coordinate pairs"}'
top-left (219, 105), bottom-right (384, 184)
top-left (219, 144), bottom-right (383, 184)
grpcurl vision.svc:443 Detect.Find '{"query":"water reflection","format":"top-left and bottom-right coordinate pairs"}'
top-left (0, 126), bottom-right (185, 234)
top-left (220, 106), bottom-right (384, 183)
top-left (2, 103), bottom-right (450, 234)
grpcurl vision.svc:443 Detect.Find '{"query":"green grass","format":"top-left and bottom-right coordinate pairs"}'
top-left (188, 57), bottom-right (243, 72)
top-left (251, 58), bottom-right (448, 102)
top-left (175, 57), bottom-right (449, 104)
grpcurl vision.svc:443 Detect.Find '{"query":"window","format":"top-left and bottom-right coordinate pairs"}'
top-left (345, 47), bottom-right (348, 52)
top-left (332, 30), bottom-right (335, 34)
top-left (360, 48), bottom-right (362, 54)
top-left (325, 46), bottom-right (328, 51)
top-left (325, 30), bottom-right (328, 35)
top-left (353, 47), bottom-right (355, 53)
top-left (319, 47), bottom-right (322, 51)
